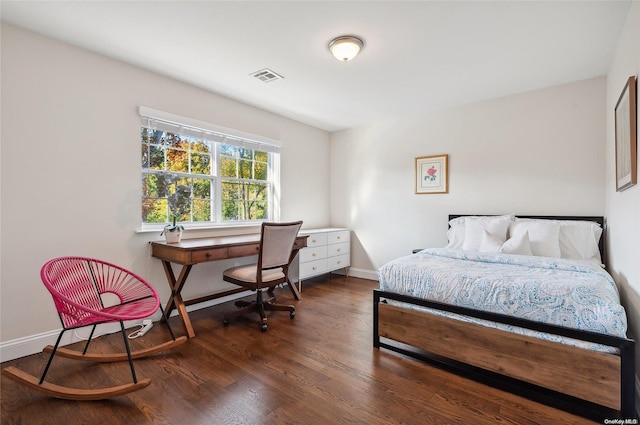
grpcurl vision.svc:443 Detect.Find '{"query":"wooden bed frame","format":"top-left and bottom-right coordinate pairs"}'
top-left (373, 215), bottom-right (636, 420)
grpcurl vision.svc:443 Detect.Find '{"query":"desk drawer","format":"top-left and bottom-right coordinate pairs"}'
top-left (300, 246), bottom-right (328, 263)
top-left (228, 244), bottom-right (260, 257)
top-left (191, 248), bottom-right (228, 263)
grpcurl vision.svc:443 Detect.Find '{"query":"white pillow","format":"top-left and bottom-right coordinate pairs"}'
top-left (500, 231), bottom-right (534, 256)
top-left (508, 219), bottom-right (561, 258)
top-left (479, 229), bottom-right (533, 256)
top-left (445, 222), bottom-right (466, 249)
top-left (462, 215), bottom-right (512, 251)
top-left (479, 230), bottom-right (503, 252)
top-left (446, 214), bottom-right (515, 250)
top-left (558, 220), bottom-right (603, 263)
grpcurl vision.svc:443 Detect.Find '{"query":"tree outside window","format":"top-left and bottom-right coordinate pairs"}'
top-left (141, 127), bottom-right (275, 227)
top-left (219, 145), bottom-right (269, 221)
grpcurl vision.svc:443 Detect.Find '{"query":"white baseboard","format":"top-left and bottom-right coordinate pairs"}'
top-left (295, 267), bottom-right (378, 283)
top-left (347, 267), bottom-right (379, 281)
top-left (1, 290), bottom-right (254, 362)
top-left (1, 330), bottom-right (73, 363)
top-left (0, 318), bottom-right (159, 363)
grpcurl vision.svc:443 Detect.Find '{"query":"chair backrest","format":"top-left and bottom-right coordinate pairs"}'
top-left (41, 257), bottom-right (159, 328)
top-left (259, 221), bottom-right (303, 270)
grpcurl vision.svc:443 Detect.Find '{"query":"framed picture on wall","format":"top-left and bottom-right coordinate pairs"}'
top-left (615, 75), bottom-right (637, 192)
top-left (415, 154), bottom-right (448, 194)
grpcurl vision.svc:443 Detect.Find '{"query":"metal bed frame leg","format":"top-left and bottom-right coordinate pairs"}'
top-left (620, 340), bottom-right (637, 419)
top-left (373, 291), bottom-right (380, 348)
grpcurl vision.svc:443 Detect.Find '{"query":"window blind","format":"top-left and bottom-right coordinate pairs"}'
top-left (139, 106), bottom-right (281, 154)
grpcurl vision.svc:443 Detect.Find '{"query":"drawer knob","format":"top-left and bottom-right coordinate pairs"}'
top-left (312, 238), bottom-right (317, 243)
top-left (206, 253), bottom-right (212, 258)
top-left (312, 266), bottom-right (317, 271)
top-left (337, 260), bottom-right (341, 264)
top-left (312, 253), bottom-right (317, 257)
top-left (337, 236), bottom-right (341, 239)
top-left (337, 248), bottom-right (341, 252)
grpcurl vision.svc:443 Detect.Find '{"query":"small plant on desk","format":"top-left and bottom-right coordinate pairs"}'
top-left (158, 172), bottom-right (190, 243)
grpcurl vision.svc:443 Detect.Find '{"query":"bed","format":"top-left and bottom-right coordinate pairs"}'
top-left (373, 215), bottom-right (636, 420)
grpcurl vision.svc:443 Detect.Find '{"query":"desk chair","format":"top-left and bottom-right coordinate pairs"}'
top-left (223, 221), bottom-right (303, 332)
top-left (1, 257), bottom-right (187, 400)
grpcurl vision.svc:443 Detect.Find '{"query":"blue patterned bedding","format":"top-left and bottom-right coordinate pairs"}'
top-left (378, 248), bottom-right (628, 349)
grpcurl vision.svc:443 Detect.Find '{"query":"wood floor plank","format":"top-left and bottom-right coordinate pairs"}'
top-left (2, 276), bottom-right (597, 424)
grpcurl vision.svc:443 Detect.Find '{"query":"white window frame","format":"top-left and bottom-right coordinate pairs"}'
top-left (139, 106), bottom-right (281, 232)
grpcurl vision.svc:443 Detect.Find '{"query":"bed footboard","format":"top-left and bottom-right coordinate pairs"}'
top-left (373, 289), bottom-right (636, 419)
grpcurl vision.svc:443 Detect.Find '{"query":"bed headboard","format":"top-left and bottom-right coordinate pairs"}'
top-left (448, 215), bottom-right (606, 265)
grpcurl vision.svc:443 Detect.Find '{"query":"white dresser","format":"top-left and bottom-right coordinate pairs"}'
top-left (296, 228), bottom-right (350, 287)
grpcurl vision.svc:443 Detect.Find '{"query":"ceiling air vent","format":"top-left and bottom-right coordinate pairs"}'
top-left (250, 68), bottom-right (284, 83)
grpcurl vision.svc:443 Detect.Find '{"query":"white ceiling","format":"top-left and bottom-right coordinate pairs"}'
top-left (0, 1), bottom-right (632, 132)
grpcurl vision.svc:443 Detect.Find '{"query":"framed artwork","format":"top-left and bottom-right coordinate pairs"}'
top-left (415, 154), bottom-right (448, 194)
top-left (615, 75), bottom-right (637, 192)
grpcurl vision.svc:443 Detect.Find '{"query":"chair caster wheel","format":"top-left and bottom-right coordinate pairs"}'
top-left (290, 311), bottom-right (295, 319)
top-left (260, 324), bottom-right (268, 332)
top-left (223, 319), bottom-right (229, 326)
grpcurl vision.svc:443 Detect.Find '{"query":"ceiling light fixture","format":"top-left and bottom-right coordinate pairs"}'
top-left (328, 36), bottom-right (364, 62)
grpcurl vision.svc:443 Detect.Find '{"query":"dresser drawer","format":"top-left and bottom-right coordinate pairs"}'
top-left (328, 230), bottom-right (350, 245)
top-left (296, 228), bottom-right (350, 283)
top-left (328, 254), bottom-right (350, 270)
top-left (327, 242), bottom-right (349, 258)
top-left (299, 246), bottom-right (328, 263)
top-left (300, 258), bottom-right (328, 278)
top-left (305, 232), bottom-right (328, 248)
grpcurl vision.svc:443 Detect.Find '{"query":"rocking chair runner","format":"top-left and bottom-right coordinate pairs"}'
top-left (1, 257), bottom-right (187, 400)
top-left (223, 221), bottom-right (303, 332)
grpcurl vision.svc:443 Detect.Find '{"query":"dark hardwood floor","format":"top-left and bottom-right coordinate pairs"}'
top-left (2, 275), bottom-right (595, 424)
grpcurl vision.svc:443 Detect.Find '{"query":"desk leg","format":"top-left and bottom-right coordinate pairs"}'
top-left (286, 248), bottom-right (302, 301)
top-left (287, 276), bottom-right (301, 301)
top-left (160, 261), bottom-right (195, 338)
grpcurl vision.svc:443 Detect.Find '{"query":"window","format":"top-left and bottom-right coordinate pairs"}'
top-left (140, 107), bottom-right (280, 229)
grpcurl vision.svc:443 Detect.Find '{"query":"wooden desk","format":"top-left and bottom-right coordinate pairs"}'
top-left (151, 234), bottom-right (308, 338)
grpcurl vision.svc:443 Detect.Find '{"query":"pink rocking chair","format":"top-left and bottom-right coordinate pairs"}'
top-left (1, 257), bottom-right (187, 400)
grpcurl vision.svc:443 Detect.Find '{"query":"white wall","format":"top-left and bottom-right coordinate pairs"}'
top-left (605, 0), bottom-right (640, 387)
top-left (330, 77), bottom-right (606, 279)
top-left (0, 24), bottom-right (331, 355)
